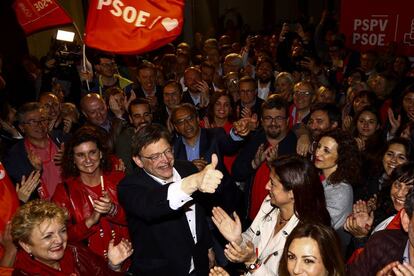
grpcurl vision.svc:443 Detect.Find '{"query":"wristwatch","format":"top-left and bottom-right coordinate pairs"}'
top-left (246, 259), bottom-right (261, 272)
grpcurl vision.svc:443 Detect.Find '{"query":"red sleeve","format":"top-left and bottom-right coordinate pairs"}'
top-left (105, 171), bottom-right (128, 226)
top-left (52, 184), bottom-right (98, 242)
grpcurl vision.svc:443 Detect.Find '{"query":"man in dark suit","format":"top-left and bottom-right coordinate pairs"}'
top-left (117, 124), bottom-right (223, 275)
top-left (170, 103), bottom-right (243, 214)
top-left (235, 76), bottom-right (264, 120)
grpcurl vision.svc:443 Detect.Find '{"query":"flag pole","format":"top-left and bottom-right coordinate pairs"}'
top-left (72, 21), bottom-right (90, 91)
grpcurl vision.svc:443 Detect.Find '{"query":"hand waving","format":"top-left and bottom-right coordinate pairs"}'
top-left (16, 170), bottom-right (41, 203)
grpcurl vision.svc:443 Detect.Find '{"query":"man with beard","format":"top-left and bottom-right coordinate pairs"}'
top-left (115, 98), bottom-right (153, 174)
top-left (306, 103), bottom-right (340, 153)
top-left (256, 58), bottom-right (276, 100)
top-left (232, 95), bottom-right (297, 221)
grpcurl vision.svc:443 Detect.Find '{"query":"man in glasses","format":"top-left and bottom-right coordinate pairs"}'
top-left (3, 102), bottom-right (68, 200)
top-left (80, 53), bottom-right (134, 98)
top-left (170, 103), bottom-right (251, 213)
top-left (235, 76), bottom-right (264, 120)
top-left (232, 95), bottom-right (297, 222)
top-left (118, 124), bottom-right (223, 276)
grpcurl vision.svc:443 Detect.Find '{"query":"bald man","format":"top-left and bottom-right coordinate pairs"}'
top-left (80, 93), bottom-right (127, 150)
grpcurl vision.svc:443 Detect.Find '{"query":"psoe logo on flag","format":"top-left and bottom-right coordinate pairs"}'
top-left (97, 0), bottom-right (179, 32)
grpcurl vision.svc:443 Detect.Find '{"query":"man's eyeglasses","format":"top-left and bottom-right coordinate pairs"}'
top-left (140, 148), bottom-right (174, 162)
top-left (294, 91), bottom-right (312, 97)
top-left (262, 116), bottom-right (286, 123)
top-left (100, 62), bottom-right (116, 68)
top-left (174, 115), bottom-right (196, 126)
top-left (22, 118), bottom-right (49, 126)
top-left (239, 89), bottom-right (256, 94)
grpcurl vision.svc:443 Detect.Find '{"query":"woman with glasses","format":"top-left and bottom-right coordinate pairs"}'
top-left (52, 126), bottom-right (130, 271)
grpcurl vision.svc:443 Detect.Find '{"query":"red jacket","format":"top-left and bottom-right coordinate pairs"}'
top-left (52, 171), bottom-right (129, 259)
top-left (13, 244), bottom-right (123, 276)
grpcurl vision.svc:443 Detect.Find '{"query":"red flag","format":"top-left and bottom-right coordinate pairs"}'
top-left (84, 0), bottom-right (184, 54)
top-left (13, 0), bottom-right (73, 35)
top-left (0, 162), bottom-right (19, 261)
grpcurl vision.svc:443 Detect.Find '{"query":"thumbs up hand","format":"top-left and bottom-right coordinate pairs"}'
top-left (181, 154), bottom-right (223, 195)
top-left (198, 154), bottom-right (223, 193)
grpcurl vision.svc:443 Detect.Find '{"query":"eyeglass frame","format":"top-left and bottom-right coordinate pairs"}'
top-left (139, 147), bottom-right (174, 162)
top-left (262, 116), bottom-right (287, 123)
top-left (21, 118), bottom-right (49, 126)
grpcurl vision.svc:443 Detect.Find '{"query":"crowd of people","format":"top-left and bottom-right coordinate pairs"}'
top-left (1, 8), bottom-right (414, 276)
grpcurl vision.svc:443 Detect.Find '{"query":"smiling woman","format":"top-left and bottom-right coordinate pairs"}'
top-left (11, 200), bottom-right (132, 275)
top-left (278, 223), bottom-right (344, 276)
top-left (51, 126), bottom-right (130, 269)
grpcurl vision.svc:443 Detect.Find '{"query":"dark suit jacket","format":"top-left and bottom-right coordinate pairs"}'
top-left (346, 229), bottom-right (407, 275)
top-left (235, 97), bottom-right (264, 119)
top-left (117, 160), bottom-right (212, 276)
top-left (3, 130), bottom-right (68, 201)
top-left (173, 128), bottom-right (242, 214)
top-left (181, 91), bottom-right (207, 118)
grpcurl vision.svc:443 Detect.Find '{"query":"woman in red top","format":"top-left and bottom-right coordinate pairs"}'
top-left (11, 199), bottom-right (132, 275)
top-left (52, 126), bottom-right (130, 264)
top-left (203, 91), bottom-right (237, 173)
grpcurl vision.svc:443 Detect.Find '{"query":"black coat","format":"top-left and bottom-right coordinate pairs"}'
top-left (173, 128), bottom-right (242, 214)
top-left (117, 160), bottom-right (212, 276)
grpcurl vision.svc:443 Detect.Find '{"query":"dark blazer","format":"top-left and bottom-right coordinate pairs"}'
top-left (3, 130), bottom-right (68, 201)
top-left (181, 91), bottom-right (207, 118)
top-left (173, 128), bottom-right (242, 214)
top-left (235, 97), bottom-right (264, 120)
top-left (117, 160), bottom-right (212, 276)
top-left (346, 229), bottom-right (407, 275)
top-left (232, 129), bottom-right (297, 182)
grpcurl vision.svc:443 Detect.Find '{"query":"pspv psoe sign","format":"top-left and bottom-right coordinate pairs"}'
top-left (340, 0), bottom-right (414, 56)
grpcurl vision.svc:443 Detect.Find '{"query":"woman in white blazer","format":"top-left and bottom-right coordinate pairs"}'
top-left (212, 155), bottom-right (331, 275)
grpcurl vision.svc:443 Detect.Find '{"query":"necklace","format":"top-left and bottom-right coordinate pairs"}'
top-left (278, 213), bottom-right (292, 225)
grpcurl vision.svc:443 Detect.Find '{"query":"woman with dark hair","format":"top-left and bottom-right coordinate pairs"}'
top-left (204, 91), bottom-right (236, 130)
top-left (351, 106), bottom-right (384, 154)
top-left (356, 137), bottom-right (413, 201)
top-left (342, 90), bottom-right (378, 131)
top-left (52, 126), bottom-right (130, 268)
top-left (11, 200), bottom-right (132, 275)
top-left (211, 155), bottom-right (330, 275)
top-left (203, 91), bottom-right (237, 173)
top-left (345, 162), bottom-right (414, 262)
top-left (278, 223), bottom-right (345, 276)
top-left (314, 129), bottom-right (360, 230)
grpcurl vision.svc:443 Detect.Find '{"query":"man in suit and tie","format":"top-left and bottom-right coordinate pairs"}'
top-left (117, 124), bottom-right (222, 275)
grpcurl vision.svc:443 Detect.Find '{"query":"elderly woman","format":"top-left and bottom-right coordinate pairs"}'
top-left (52, 126), bottom-right (130, 262)
top-left (11, 199), bottom-right (132, 275)
top-left (212, 155), bottom-right (331, 275)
